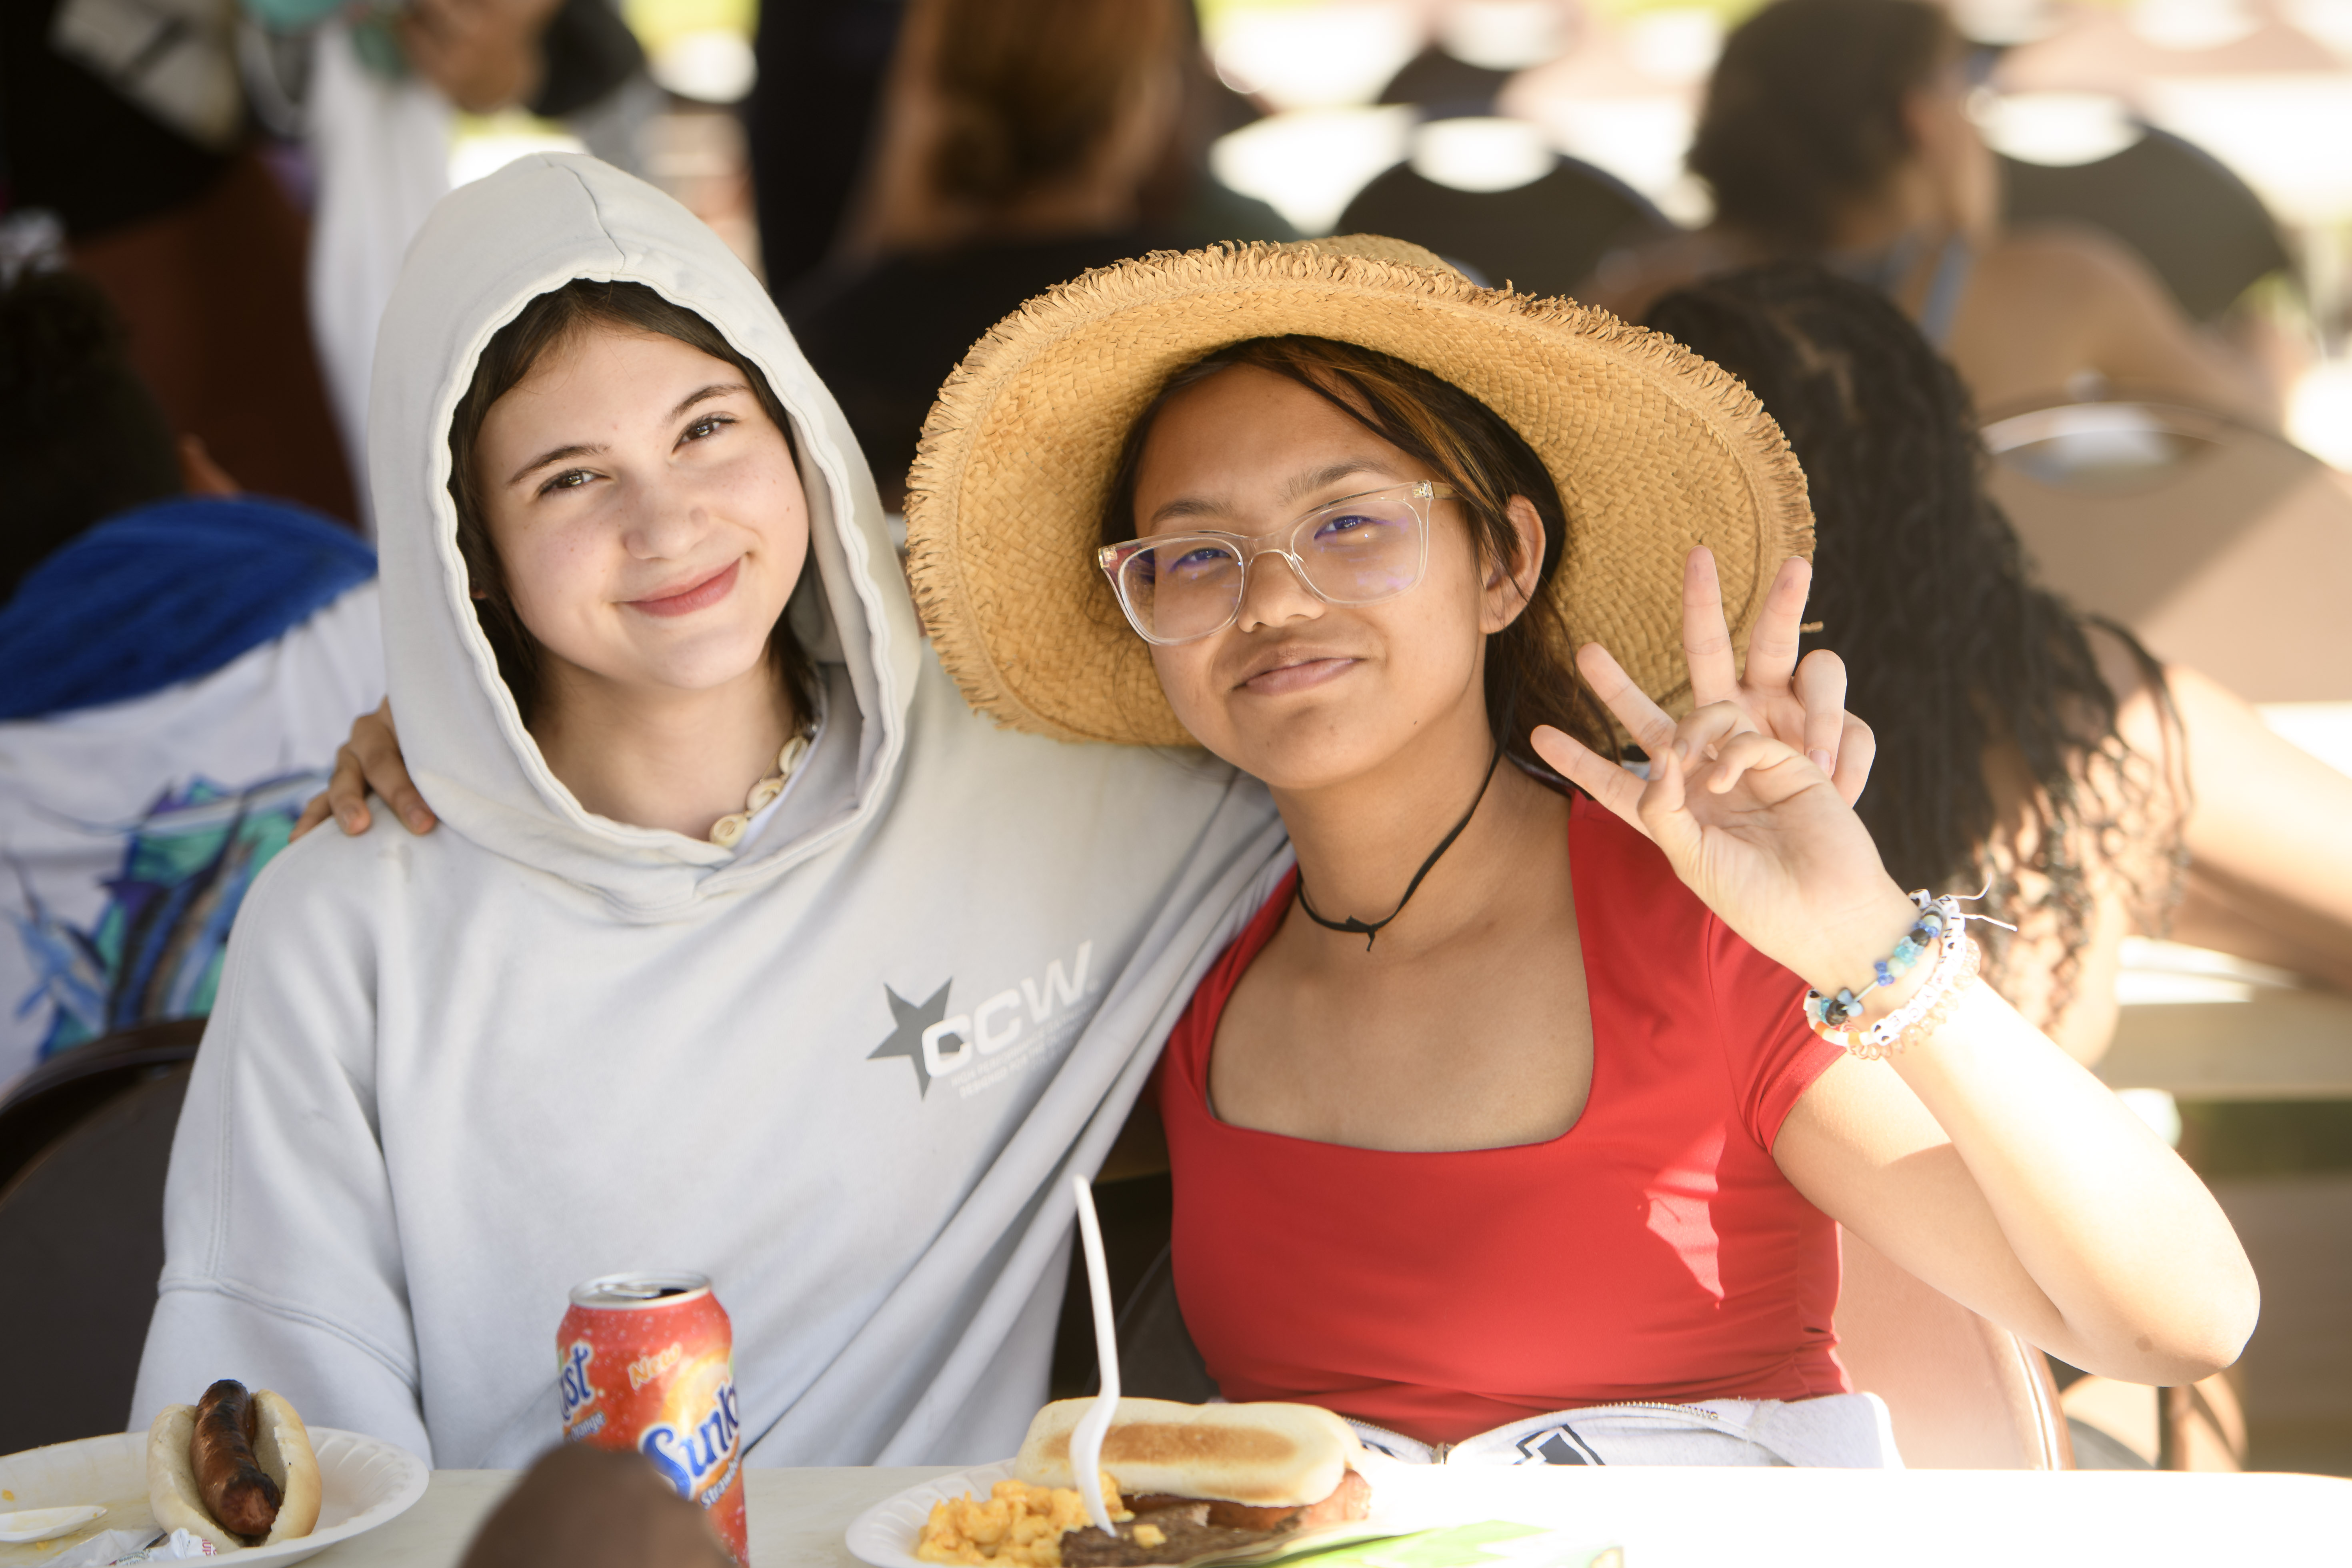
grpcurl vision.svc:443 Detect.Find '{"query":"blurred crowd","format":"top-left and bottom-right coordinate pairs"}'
top-left (10, 0), bottom-right (2337, 1061)
top-left (5, 0), bottom-right (2352, 1491)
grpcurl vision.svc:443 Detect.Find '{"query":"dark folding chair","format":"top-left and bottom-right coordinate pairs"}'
top-left (0, 1017), bottom-right (204, 1453)
top-left (1338, 153), bottom-right (1671, 299)
top-left (2000, 128), bottom-right (2292, 322)
top-left (1112, 1244), bottom-right (1219, 1404)
top-left (1378, 44), bottom-right (1515, 121)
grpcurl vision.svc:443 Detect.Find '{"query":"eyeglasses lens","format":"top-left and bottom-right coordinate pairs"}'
top-left (1298, 497), bottom-right (1421, 604)
top-left (1120, 542), bottom-right (1245, 643)
top-left (1118, 493), bottom-right (1424, 642)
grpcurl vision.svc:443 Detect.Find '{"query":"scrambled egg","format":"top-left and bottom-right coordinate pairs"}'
top-left (916, 1476), bottom-right (1130, 1567)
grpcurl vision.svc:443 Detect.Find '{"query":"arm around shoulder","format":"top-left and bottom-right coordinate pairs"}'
top-left (130, 832), bottom-right (434, 1462)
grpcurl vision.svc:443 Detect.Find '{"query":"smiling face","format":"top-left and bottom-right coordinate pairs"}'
top-left (1129, 363), bottom-right (1540, 793)
top-left (470, 325), bottom-right (809, 710)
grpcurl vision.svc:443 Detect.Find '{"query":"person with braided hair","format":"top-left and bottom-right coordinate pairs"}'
top-left (1646, 263), bottom-right (2352, 1063)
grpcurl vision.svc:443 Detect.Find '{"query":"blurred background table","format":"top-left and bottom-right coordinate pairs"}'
top-left (304, 1464), bottom-right (2352, 1567)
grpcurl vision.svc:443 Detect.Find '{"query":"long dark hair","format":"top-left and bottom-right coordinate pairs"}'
top-left (1098, 334), bottom-right (1612, 765)
top-left (1646, 264), bottom-right (2186, 1021)
top-left (1689, 0), bottom-right (1955, 251)
top-left (445, 278), bottom-right (813, 722)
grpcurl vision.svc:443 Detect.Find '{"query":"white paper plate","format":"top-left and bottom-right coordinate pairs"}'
top-left (0, 1428), bottom-right (428, 1567)
top-left (845, 1459), bottom-right (1024, 1568)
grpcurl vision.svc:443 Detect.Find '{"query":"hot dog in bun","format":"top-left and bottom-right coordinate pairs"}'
top-left (148, 1380), bottom-right (322, 1550)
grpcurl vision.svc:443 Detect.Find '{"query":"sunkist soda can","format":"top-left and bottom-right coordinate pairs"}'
top-left (558, 1272), bottom-right (749, 1563)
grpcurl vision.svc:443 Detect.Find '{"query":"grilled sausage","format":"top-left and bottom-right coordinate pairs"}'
top-left (190, 1379), bottom-right (282, 1540)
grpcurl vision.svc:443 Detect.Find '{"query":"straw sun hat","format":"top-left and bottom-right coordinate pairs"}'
top-left (904, 236), bottom-right (1813, 748)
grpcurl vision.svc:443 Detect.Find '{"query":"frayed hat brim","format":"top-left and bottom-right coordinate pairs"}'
top-left (906, 237), bottom-right (1812, 746)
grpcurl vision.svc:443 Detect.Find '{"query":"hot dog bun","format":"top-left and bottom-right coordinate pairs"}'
top-left (148, 1389), bottom-right (322, 1548)
top-left (1014, 1398), bottom-right (1361, 1508)
top-left (252, 1390), bottom-right (322, 1544)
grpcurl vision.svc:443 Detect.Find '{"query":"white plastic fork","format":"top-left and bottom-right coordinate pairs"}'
top-left (1067, 1172), bottom-right (1122, 1537)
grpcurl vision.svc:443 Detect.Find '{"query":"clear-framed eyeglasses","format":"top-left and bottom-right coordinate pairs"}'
top-left (1097, 481), bottom-right (1458, 646)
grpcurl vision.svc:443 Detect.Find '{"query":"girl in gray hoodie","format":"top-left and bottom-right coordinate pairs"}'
top-left (130, 154), bottom-right (1288, 1469)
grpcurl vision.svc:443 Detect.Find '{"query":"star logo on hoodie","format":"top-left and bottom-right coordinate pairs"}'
top-left (868, 980), bottom-right (953, 1098)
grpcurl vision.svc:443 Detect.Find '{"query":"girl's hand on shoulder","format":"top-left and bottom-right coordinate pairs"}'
top-left (290, 700), bottom-right (439, 842)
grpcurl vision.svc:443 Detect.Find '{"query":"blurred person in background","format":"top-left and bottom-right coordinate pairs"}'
top-left (747, 0), bottom-right (911, 298)
top-left (1, 0), bottom-right (357, 519)
top-left (1590, 0), bottom-right (2274, 426)
top-left (0, 0), bottom-right (644, 530)
top-left (238, 0), bottom-right (645, 526)
top-left (784, 0), bottom-right (1186, 509)
top-left (0, 270), bottom-right (382, 1093)
top-left (784, 0), bottom-right (1289, 509)
top-left (1645, 264), bottom-right (2352, 1066)
top-left (751, 0), bottom-right (1284, 302)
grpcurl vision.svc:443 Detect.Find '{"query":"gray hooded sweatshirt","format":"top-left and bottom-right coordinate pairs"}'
top-left (130, 154), bottom-right (1285, 1468)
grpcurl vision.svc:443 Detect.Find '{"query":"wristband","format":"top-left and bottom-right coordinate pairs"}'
top-left (1805, 890), bottom-right (1954, 1030)
top-left (1804, 891), bottom-right (1981, 1060)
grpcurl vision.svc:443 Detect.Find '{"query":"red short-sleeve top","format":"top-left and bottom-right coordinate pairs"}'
top-left (1157, 793), bottom-right (1851, 1447)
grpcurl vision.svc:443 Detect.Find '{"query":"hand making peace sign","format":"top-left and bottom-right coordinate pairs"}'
top-left (1534, 547), bottom-right (1913, 996)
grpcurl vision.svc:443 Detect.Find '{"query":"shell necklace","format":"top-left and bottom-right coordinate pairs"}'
top-left (709, 720), bottom-right (816, 849)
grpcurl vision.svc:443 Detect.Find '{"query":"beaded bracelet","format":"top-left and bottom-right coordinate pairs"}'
top-left (1804, 891), bottom-right (1954, 1032)
top-left (1803, 891), bottom-right (1980, 1060)
top-left (1816, 936), bottom-right (1982, 1060)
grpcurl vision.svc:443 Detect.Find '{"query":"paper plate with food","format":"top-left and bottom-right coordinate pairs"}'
top-left (847, 1396), bottom-right (1402, 1568)
top-left (0, 1380), bottom-right (426, 1568)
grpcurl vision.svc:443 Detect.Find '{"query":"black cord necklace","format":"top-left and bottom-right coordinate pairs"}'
top-left (1295, 735), bottom-right (1506, 950)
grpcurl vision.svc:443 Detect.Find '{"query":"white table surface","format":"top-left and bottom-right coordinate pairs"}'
top-left (302, 1464), bottom-right (2352, 1568)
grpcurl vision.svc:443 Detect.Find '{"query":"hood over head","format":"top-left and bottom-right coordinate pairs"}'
top-left (369, 153), bottom-right (919, 916)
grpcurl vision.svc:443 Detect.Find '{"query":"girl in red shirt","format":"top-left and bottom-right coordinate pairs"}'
top-left (902, 237), bottom-right (2256, 1463)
